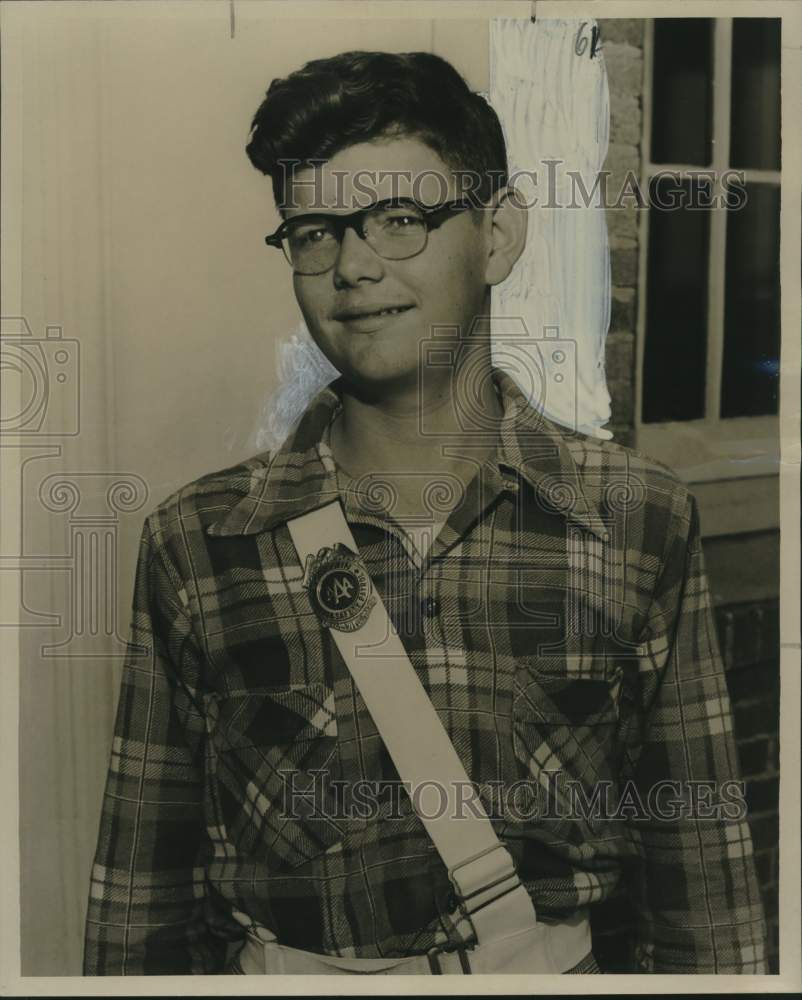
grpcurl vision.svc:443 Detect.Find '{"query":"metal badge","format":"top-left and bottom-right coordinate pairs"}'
top-left (302, 543), bottom-right (376, 633)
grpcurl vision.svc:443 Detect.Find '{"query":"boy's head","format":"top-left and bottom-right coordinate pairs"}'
top-left (245, 51), bottom-right (526, 398)
top-left (246, 50), bottom-right (508, 210)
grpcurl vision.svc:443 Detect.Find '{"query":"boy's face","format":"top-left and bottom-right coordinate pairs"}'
top-left (283, 137), bottom-right (492, 394)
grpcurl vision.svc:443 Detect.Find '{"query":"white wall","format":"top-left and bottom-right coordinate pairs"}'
top-left (7, 1), bottom-right (488, 975)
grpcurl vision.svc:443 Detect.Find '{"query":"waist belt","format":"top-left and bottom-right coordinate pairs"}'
top-left (233, 909), bottom-right (592, 975)
top-left (275, 501), bottom-right (590, 974)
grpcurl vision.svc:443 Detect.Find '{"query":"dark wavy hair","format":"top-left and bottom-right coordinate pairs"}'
top-left (245, 50), bottom-right (508, 209)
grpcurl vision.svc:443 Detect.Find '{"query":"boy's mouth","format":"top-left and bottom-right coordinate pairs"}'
top-left (333, 304), bottom-right (414, 321)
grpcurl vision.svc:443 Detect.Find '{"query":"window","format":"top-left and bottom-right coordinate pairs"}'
top-left (636, 18), bottom-right (780, 534)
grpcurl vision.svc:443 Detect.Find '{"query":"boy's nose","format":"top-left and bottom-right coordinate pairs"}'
top-left (332, 225), bottom-right (385, 286)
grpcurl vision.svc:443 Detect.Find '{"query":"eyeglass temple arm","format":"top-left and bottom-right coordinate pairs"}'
top-left (420, 198), bottom-right (475, 231)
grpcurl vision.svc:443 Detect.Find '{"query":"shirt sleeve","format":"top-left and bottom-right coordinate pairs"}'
top-left (83, 516), bottom-right (227, 975)
top-left (623, 490), bottom-right (768, 974)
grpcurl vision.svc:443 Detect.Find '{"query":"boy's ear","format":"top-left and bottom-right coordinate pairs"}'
top-left (483, 186), bottom-right (529, 287)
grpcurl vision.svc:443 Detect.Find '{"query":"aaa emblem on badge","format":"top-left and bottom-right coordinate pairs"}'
top-left (302, 543), bottom-right (376, 632)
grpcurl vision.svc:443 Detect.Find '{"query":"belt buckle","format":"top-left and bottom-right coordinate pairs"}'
top-left (426, 943), bottom-right (472, 975)
top-left (447, 842), bottom-right (519, 917)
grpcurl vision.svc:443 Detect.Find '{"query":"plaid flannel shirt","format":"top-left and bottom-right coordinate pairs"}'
top-left (84, 370), bottom-right (767, 975)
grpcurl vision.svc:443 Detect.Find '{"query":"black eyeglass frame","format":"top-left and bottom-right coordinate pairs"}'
top-left (264, 196), bottom-right (477, 272)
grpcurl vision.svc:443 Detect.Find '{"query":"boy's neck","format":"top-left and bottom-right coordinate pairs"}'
top-left (329, 354), bottom-right (503, 482)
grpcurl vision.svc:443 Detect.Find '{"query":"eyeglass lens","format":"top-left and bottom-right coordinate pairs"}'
top-left (283, 204), bottom-right (429, 274)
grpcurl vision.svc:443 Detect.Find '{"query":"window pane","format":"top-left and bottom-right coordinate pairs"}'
top-left (642, 176), bottom-right (710, 423)
top-left (651, 19), bottom-right (713, 166)
top-left (730, 19), bottom-right (781, 171)
top-left (720, 184), bottom-right (780, 417)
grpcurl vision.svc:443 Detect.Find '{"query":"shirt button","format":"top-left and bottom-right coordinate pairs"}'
top-left (422, 596), bottom-right (440, 618)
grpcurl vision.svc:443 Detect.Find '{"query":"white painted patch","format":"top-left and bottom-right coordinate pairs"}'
top-left (490, 18), bottom-right (613, 440)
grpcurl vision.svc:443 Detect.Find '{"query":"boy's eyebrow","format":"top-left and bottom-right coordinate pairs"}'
top-left (280, 196), bottom-right (426, 225)
top-left (291, 196), bottom-right (419, 214)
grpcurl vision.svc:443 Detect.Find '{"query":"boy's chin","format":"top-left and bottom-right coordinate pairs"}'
top-left (338, 361), bottom-right (424, 400)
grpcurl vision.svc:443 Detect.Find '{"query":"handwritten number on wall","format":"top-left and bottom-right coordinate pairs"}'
top-left (574, 22), bottom-right (602, 60)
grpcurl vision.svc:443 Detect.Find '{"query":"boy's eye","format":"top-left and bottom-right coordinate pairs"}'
top-left (376, 210), bottom-right (426, 232)
top-left (288, 222), bottom-right (336, 247)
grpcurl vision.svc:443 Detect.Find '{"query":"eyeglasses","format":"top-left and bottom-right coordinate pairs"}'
top-left (265, 197), bottom-right (474, 275)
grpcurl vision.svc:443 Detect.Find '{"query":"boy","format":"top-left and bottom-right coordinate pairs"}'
top-left (84, 50), bottom-right (767, 975)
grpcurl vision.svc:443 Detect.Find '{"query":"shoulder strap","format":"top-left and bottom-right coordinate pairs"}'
top-left (287, 500), bottom-right (538, 945)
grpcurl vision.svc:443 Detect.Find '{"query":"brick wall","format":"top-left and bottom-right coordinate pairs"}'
top-left (718, 600), bottom-right (780, 968)
top-left (601, 18), bottom-right (644, 450)
top-left (594, 18), bottom-right (780, 973)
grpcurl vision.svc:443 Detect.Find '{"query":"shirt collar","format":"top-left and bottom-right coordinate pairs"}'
top-left (205, 369), bottom-right (608, 540)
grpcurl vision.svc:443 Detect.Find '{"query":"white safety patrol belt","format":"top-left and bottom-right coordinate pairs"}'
top-left (287, 501), bottom-right (589, 973)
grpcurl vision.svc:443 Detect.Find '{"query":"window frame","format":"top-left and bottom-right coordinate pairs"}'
top-left (635, 17), bottom-right (780, 537)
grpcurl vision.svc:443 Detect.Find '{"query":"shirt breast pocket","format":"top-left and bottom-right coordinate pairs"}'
top-left (211, 684), bottom-right (345, 869)
top-left (510, 665), bottom-right (623, 834)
